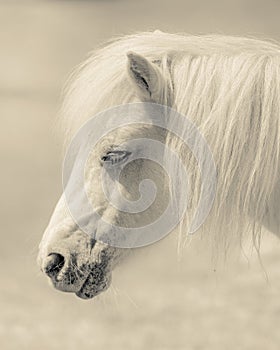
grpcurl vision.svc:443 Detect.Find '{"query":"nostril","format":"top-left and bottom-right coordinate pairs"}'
top-left (43, 253), bottom-right (65, 277)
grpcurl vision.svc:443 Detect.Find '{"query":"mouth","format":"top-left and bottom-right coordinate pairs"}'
top-left (43, 249), bottom-right (113, 300)
top-left (40, 235), bottom-right (118, 300)
top-left (75, 265), bottom-right (112, 299)
top-left (48, 262), bottom-right (112, 300)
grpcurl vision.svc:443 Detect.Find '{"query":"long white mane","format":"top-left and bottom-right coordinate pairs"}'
top-left (60, 31), bottom-right (280, 254)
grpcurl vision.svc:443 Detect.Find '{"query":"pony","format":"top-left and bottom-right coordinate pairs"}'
top-left (37, 31), bottom-right (280, 299)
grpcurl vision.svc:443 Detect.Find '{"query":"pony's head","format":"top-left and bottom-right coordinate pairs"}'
top-left (37, 40), bottom-right (175, 299)
top-left (38, 32), bottom-right (280, 298)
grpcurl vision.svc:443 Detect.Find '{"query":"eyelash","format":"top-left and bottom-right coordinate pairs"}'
top-left (101, 150), bottom-right (131, 165)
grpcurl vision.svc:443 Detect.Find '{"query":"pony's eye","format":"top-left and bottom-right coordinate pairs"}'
top-left (101, 150), bottom-right (131, 165)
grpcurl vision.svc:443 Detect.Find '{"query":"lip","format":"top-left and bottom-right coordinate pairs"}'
top-left (49, 265), bottom-right (111, 299)
top-left (75, 269), bottom-right (112, 299)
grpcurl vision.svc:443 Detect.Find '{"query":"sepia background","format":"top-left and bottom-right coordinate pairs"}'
top-left (2, 0), bottom-right (280, 349)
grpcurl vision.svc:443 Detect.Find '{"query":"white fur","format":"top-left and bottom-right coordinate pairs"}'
top-left (59, 31), bottom-right (280, 254)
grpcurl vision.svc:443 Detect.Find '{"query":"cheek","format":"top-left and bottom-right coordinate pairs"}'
top-left (83, 158), bottom-right (170, 229)
top-left (118, 159), bottom-right (144, 201)
top-left (119, 159), bottom-right (168, 199)
top-left (112, 160), bottom-right (170, 227)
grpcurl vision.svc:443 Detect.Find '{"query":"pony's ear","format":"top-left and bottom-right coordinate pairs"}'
top-left (126, 51), bottom-right (164, 102)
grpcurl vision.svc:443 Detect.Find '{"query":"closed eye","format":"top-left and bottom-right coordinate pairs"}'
top-left (101, 150), bottom-right (131, 165)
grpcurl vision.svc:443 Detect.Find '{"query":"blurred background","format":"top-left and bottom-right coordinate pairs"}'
top-left (2, 0), bottom-right (280, 349)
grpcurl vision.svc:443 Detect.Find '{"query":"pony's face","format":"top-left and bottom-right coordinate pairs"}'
top-left (38, 52), bottom-right (171, 299)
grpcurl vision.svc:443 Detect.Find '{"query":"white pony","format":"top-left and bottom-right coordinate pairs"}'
top-left (38, 31), bottom-right (280, 299)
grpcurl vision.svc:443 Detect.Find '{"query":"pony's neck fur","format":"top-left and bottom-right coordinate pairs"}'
top-left (60, 32), bottom-right (280, 255)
